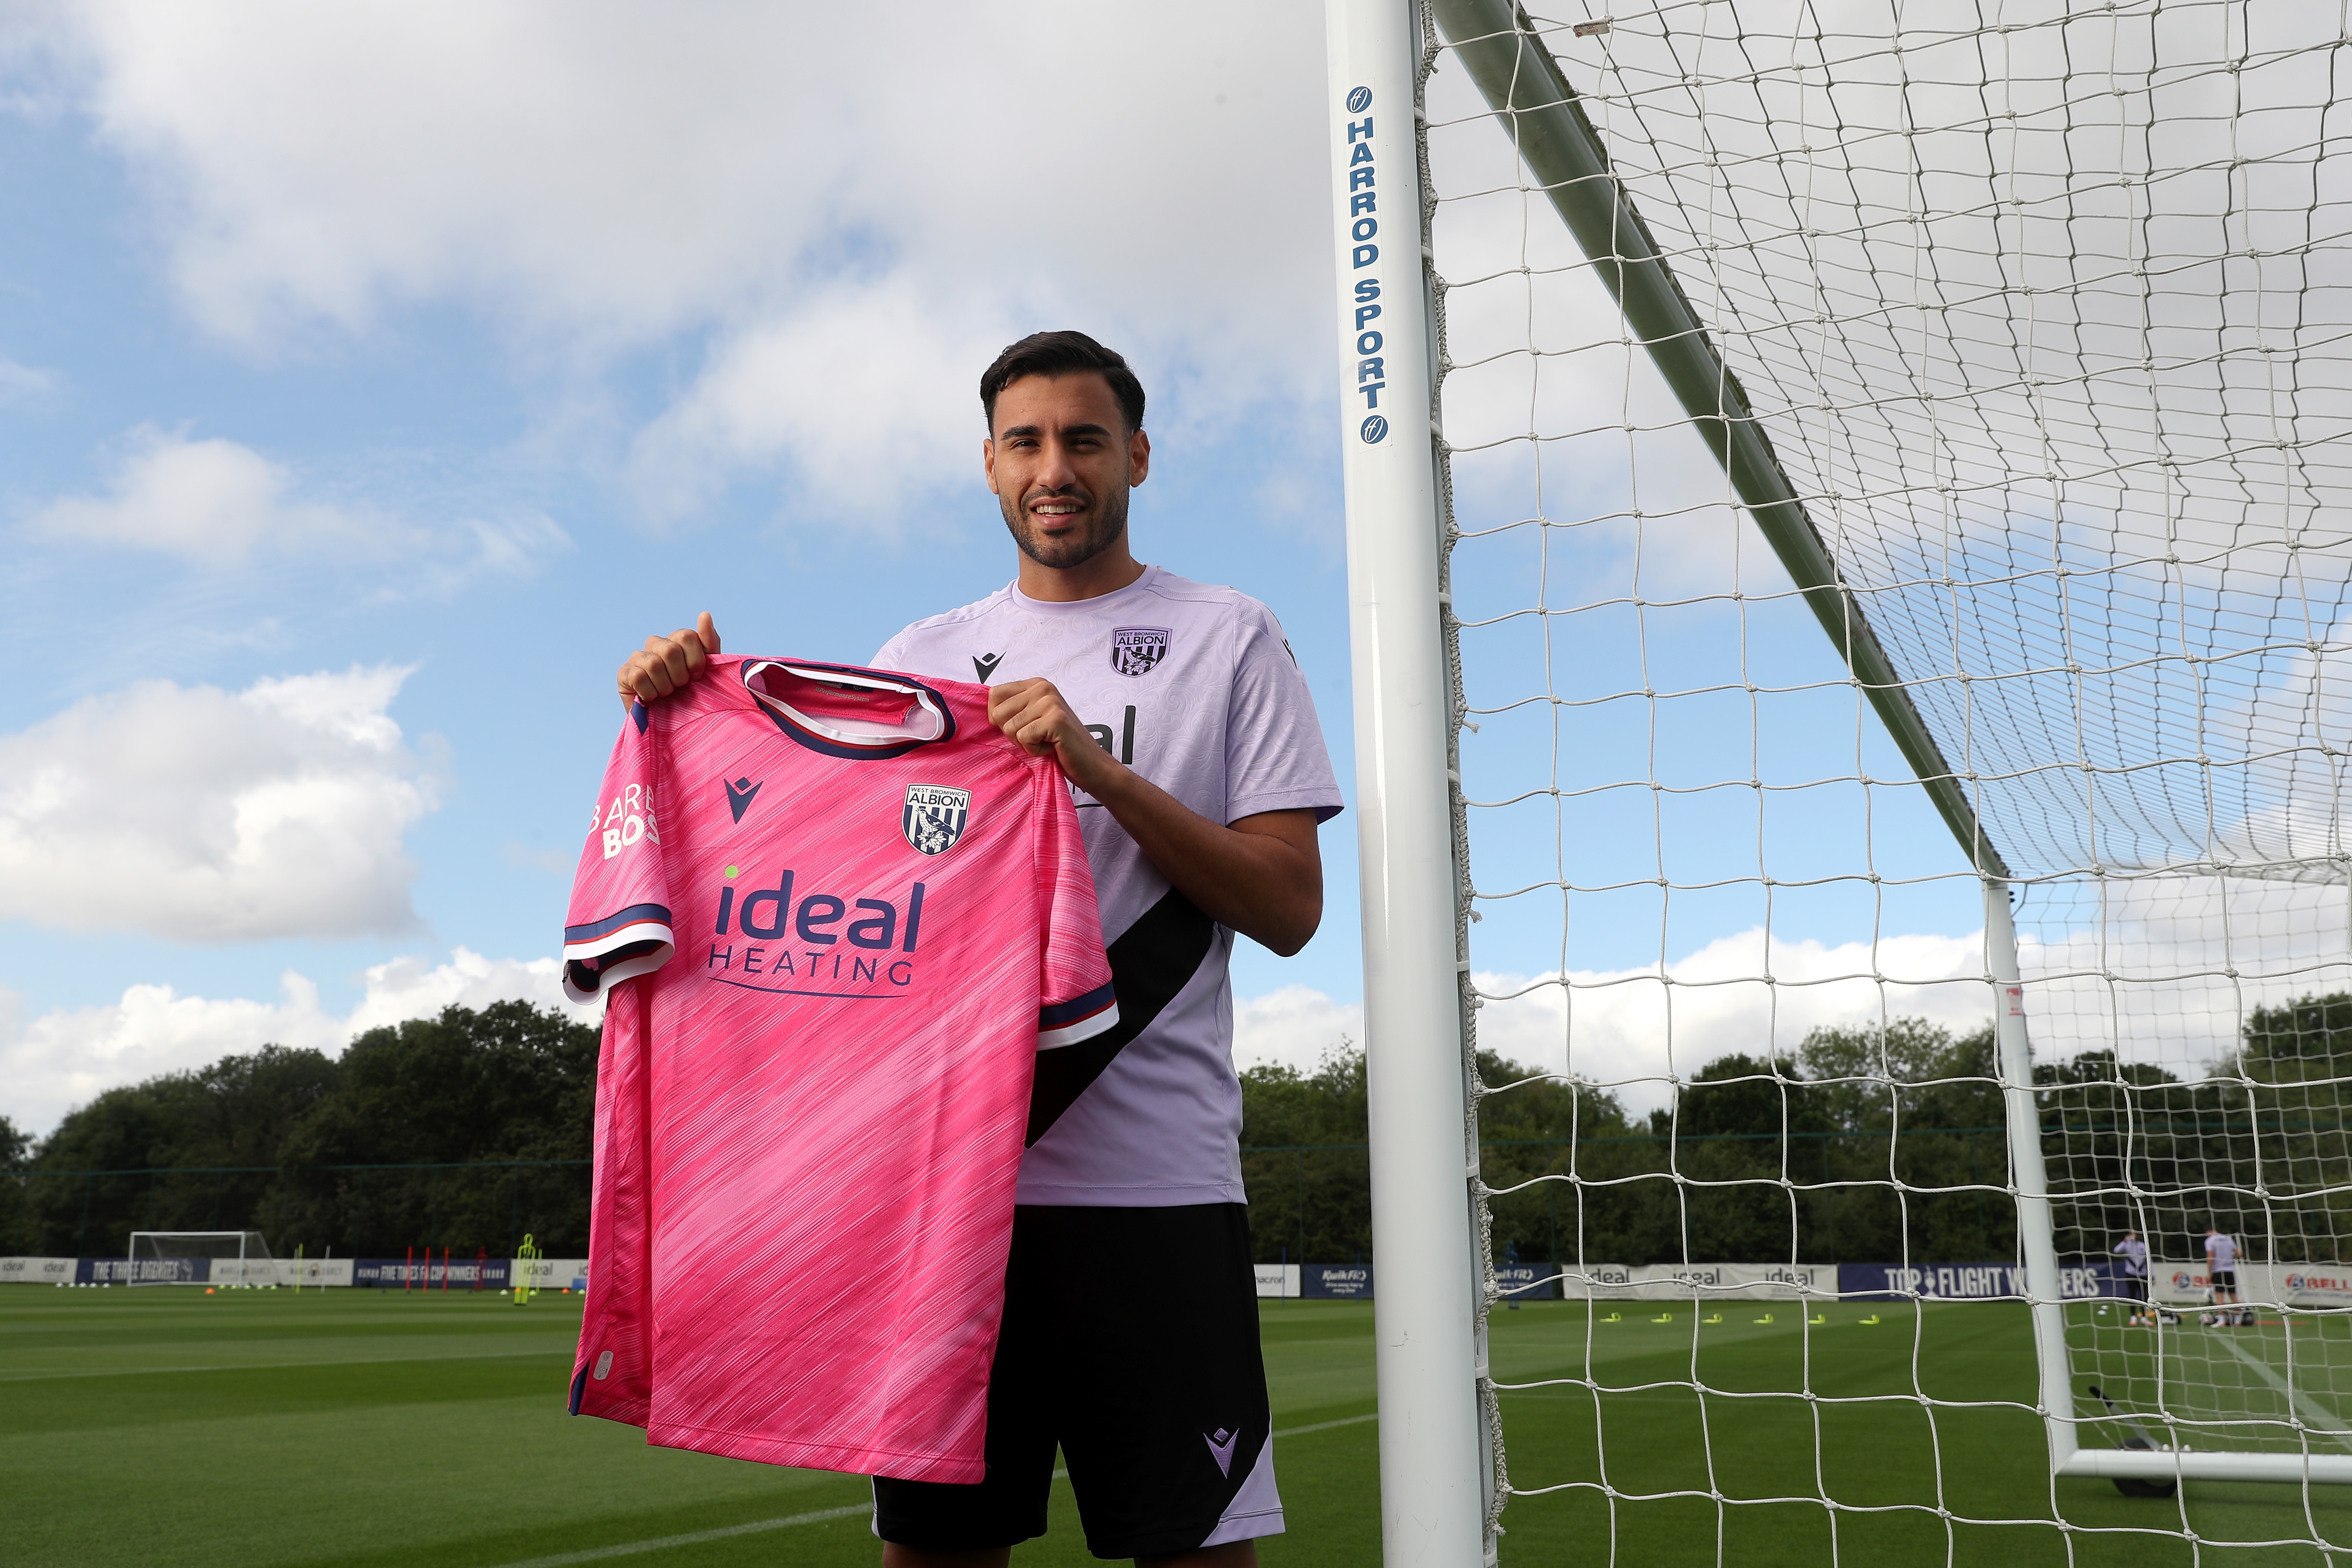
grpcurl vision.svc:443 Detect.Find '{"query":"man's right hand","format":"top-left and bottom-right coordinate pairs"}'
top-left (617, 612), bottom-right (721, 709)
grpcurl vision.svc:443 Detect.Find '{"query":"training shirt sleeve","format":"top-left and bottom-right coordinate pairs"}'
top-left (562, 703), bottom-right (678, 1002)
top-left (1225, 602), bottom-right (1346, 826)
top-left (1032, 763), bottom-right (1119, 1051)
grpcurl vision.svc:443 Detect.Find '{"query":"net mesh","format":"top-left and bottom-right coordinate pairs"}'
top-left (1407, 0), bottom-right (2352, 1553)
top-left (2033, 873), bottom-right (2352, 1457)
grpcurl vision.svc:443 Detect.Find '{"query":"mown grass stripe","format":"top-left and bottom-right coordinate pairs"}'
top-left (474, 1412), bottom-right (1380, 1567)
top-left (482, 1504), bottom-right (873, 1567)
top-left (0, 1348), bottom-right (568, 1382)
top-left (2205, 1327), bottom-right (2352, 1454)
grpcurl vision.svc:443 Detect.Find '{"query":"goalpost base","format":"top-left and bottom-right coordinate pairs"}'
top-left (2059, 1449), bottom-right (2352, 1486)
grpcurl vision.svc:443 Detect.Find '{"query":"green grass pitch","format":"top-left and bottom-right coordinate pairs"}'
top-left (9, 1288), bottom-right (2352, 1566)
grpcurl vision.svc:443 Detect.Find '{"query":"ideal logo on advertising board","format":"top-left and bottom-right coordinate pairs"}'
top-left (1559, 1265), bottom-right (1631, 1295)
top-left (515, 1257), bottom-right (589, 1290)
top-left (0, 1257), bottom-right (75, 1283)
top-left (1571, 1263), bottom-right (1836, 1301)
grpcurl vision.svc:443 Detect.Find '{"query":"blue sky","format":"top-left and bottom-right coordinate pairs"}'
top-left (0, 3), bottom-right (2021, 1135)
top-left (0, 3), bottom-right (1376, 1131)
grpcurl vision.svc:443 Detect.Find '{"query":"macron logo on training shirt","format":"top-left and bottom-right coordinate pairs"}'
top-left (724, 776), bottom-right (762, 824)
top-left (972, 652), bottom-right (1004, 682)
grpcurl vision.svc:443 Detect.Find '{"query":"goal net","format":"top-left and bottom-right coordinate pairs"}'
top-left (1325, 0), bottom-right (2352, 1560)
top-left (127, 1230), bottom-right (273, 1286)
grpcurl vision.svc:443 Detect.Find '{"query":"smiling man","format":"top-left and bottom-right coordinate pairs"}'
top-left (615, 331), bottom-right (1343, 1568)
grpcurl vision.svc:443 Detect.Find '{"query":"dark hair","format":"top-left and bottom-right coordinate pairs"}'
top-left (979, 330), bottom-right (1146, 434)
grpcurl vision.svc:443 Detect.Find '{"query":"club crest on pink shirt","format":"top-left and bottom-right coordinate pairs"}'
top-left (903, 784), bottom-right (972, 855)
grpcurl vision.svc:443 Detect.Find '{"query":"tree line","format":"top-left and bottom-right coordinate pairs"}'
top-left (1243, 993), bottom-right (2352, 1269)
top-left (0, 1002), bottom-right (596, 1258)
top-left (7, 994), bottom-right (2349, 1267)
top-left (1238, 1019), bottom-right (2013, 1267)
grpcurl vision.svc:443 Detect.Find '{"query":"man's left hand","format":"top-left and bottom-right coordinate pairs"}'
top-left (985, 675), bottom-right (1322, 956)
top-left (987, 677), bottom-right (1119, 794)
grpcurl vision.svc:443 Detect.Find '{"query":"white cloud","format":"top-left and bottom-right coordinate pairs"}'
top-left (2014, 873), bottom-right (2352, 1082)
top-left (0, 947), bottom-right (596, 1134)
top-left (0, 352), bottom-right (52, 399)
top-left (31, 427), bottom-right (348, 561)
top-left (1237, 928), bottom-right (1999, 1118)
top-left (1236, 984), bottom-right (1365, 1076)
top-left (626, 277), bottom-right (1012, 521)
top-left (30, 2), bottom-right (1334, 517)
top-left (1244, 875), bottom-right (2352, 1124)
top-left (0, 665), bottom-right (434, 940)
top-left (27, 427), bottom-right (571, 583)
top-left (1467, 928), bottom-right (1998, 1114)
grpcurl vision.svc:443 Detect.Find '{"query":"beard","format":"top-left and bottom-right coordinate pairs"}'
top-left (1000, 482), bottom-right (1130, 570)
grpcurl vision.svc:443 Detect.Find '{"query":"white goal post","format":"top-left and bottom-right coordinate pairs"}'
top-left (1323, 3), bottom-right (1492, 1563)
top-left (1328, 0), bottom-right (2352, 1559)
top-left (126, 1230), bottom-right (273, 1286)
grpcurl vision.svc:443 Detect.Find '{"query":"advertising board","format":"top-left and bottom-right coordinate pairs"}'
top-left (1495, 1264), bottom-right (1557, 1300)
top-left (1569, 1263), bottom-right (1835, 1302)
top-left (2151, 1263), bottom-right (2352, 1308)
top-left (1304, 1264), bottom-right (1373, 1299)
top-left (1838, 1262), bottom-right (2125, 1301)
top-left (354, 1257), bottom-right (513, 1290)
top-left (1254, 1264), bottom-right (1301, 1299)
top-left (515, 1257), bottom-right (588, 1291)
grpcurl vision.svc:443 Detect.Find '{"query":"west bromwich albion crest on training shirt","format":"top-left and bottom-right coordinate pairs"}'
top-left (561, 656), bottom-right (1117, 1483)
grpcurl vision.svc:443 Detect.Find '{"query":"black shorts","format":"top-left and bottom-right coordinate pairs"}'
top-left (2211, 1267), bottom-right (2237, 1291)
top-left (871, 1203), bottom-right (1282, 1559)
top-left (2119, 1273), bottom-right (2147, 1302)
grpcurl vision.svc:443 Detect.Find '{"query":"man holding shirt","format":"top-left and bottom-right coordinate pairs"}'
top-left (614, 331), bottom-right (1342, 1568)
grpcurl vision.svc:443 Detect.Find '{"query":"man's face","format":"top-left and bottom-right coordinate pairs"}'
top-left (983, 372), bottom-right (1150, 570)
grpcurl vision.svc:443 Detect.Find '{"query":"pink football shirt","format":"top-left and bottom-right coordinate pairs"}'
top-left (562, 656), bottom-right (1117, 1483)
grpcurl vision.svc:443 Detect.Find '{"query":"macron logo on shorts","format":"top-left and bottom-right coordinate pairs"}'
top-left (1205, 1426), bottom-right (1237, 1476)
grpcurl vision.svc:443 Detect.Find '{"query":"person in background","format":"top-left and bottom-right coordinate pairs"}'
top-left (2112, 1229), bottom-right (2150, 1326)
top-left (2204, 1225), bottom-right (2245, 1327)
